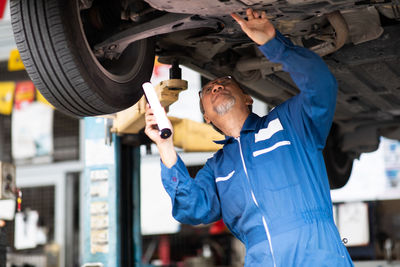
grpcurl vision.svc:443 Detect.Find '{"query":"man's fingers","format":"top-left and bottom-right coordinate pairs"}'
top-left (231, 12), bottom-right (252, 34)
top-left (144, 119), bottom-right (159, 136)
top-left (253, 10), bottom-right (260, 18)
top-left (246, 8), bottom-right (254, 20)
top-left (145, 105), bottom-right (154, 116)
top-left (145, 116), bottom-right (156, 124)
top-left (231, 13), bottom-right (246, 26)
top-left (145, 106), bottom-right (158, 127)
top-left (145, 114), bottom-right (157, 125)
top-left (145, 117), bottom-right (157, 127)
top-left (145, 104), bottom-right (151, 115)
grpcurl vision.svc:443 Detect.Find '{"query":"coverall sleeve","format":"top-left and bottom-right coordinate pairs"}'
top-left (258, 31), bottom-right (338, 149)
top-left (160, 155), bottom-right (221, 225)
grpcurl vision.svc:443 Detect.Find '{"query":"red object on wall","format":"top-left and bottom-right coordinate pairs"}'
top-left (14, 81), bottom-right (35, 110)
top-left (159, 235), bottom-right (171, 265)
top-left (0, 0), bottom-right (7, 20)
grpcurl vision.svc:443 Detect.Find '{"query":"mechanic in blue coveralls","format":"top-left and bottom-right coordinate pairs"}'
top-left (145, 8), bottom-right (354, 267)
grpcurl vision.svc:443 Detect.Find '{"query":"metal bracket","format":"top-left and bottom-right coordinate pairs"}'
top-left (94, 14), bottom-right (221, 59)
top-left (111, 79), bottom-right (187, 135)
top-left (104, 118), bottom-right (114, 146)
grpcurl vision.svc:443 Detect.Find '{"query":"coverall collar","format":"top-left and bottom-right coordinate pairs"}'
top-left (213, 113), bottom-right (260, 144)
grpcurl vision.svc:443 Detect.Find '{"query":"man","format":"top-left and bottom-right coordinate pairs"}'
top-left (145, 8), bottom-right (354, 267)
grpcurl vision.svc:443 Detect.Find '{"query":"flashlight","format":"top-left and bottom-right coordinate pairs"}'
top-left (142, 82), bottom-right (172, 139)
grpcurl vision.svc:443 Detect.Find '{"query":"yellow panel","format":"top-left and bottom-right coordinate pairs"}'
top-left (8, 49), bottom-right (25, 71)
top-left (171, 117), bottom-right (224, 152)
top-left (36, 89), bottom-right (54, 108)
top-left (0, 82), bottom-right (15, 115)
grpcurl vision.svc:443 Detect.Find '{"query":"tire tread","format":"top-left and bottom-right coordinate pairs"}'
top-left (10, 0), bottom-right (154, 117)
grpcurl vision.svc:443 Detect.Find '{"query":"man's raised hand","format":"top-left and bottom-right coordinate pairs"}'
top-left (231, 8), bottom-right (276, 46)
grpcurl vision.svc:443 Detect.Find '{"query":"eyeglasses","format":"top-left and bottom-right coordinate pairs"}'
top-left (199, 76), bottom-right (232, 99)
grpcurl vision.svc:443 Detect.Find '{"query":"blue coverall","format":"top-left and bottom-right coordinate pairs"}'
top-left (161, 32), bottom-right (354, 267)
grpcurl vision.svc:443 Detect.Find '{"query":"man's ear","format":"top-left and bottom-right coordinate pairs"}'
top-left (245, 95), bottom-right (254, 105)
top-left (203, 114), bottom-right (211, 124)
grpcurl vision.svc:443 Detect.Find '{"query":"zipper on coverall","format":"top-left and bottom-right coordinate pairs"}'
top-left (236, 137), bottom-right (277, 267)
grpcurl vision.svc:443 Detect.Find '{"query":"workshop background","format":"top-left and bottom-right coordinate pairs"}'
top-left (1, 1), bottom-right (400, 267)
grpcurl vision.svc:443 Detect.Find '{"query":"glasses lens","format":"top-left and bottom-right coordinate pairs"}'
top-left (200, 76), bottom-right (232, 98)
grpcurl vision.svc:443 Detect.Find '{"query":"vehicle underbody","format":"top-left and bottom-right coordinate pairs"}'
top-left (10, 0), bottom-right (400, 187)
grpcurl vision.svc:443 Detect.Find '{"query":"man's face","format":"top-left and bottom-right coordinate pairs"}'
top-left (200, 76), bottom-right (253, 123)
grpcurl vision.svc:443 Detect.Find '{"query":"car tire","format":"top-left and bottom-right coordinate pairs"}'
top-left (10, 0), bottom-right (155, 117)
top-left (323, 124), bottom-right (354, 189)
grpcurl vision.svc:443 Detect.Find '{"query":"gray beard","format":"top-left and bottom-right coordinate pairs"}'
top-left (214, 96), bottom-right (235, 115)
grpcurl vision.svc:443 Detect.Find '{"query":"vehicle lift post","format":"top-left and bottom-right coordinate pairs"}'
top-left (81, 63), bottom-right (186, 267)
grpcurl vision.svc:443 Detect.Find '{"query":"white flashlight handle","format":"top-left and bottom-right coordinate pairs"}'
top-left (142, 82), bottom-right (172, 139)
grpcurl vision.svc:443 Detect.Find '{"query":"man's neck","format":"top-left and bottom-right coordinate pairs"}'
top-left (214, 109), bottom-right (250, 138)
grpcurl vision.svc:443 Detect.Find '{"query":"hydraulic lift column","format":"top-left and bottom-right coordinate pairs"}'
top-left (82, 64), bottom-right (187, 267)
top-left (82, 118), bottom-right (122, 267)
top-left (82, 118), bottom-right (152, 267)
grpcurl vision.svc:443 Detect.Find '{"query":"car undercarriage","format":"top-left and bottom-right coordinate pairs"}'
top-left (10, 0), bottom-right (400, 187)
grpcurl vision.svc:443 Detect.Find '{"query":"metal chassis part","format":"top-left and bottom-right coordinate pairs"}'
top-left (94, 13), bottom-right (221, 59)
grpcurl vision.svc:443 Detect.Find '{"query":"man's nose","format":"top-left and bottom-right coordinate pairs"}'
top-left (212, 84), bottom-right (223, 94)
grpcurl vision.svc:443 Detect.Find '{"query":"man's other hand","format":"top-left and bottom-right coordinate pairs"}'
top-left (231, 8), bottom-right (276, 46)
top-left (144, 103), bottom-right (173, 145)
top-left (144, 103), bottom-right (177, 167)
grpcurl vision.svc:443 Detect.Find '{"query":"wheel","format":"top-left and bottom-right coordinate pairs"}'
top-left (10, 0), bottom-right (155, 117)
top-left (323, 124), bottom-right (354, 189)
